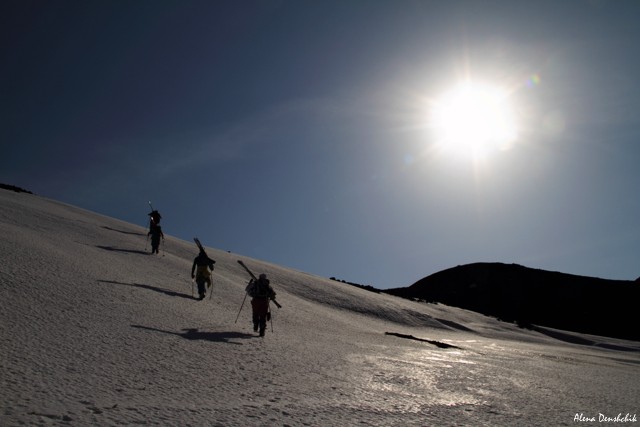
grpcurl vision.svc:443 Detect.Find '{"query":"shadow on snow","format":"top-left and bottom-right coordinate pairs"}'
top-left (385, 332), bottom-right (462, 349)
top-left (101, 226), bottom-right (146, 236)
top-left (530, 325), bottom-right (640, 353)
top-left (98, 280), bottom-right (193, 300)
top-left (131, 325), bottom-right (256, 344)
top-left (96, 245), bottom-right (149, 255)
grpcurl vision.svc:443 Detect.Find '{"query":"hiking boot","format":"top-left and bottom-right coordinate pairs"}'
top-left (259, 321), bottom-right (266, 336)
top-left (253, 323), bottom-right (259, 332)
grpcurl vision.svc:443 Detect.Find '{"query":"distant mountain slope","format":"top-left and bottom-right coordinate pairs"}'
top-left (386, 263), bottom-right (639, 341)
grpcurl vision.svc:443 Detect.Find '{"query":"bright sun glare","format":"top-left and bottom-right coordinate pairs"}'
top-left (431, 82), bottom-right (518, 158)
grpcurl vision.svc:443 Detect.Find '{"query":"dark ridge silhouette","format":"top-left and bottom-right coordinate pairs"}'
top-left (330, 277), bottom-right (381, 294)
top-left (0, 183), bottom-right (33, 194)
top-left (384, 263), bottom-right (639, 341)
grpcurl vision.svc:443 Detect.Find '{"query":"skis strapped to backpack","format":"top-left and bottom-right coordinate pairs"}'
top-left (148, 201), bottom-right (162, 232)
top-left (194, 238), bottom-right (215, 299)
top-left (194, 237), bottom-right (207, 255)
top-left (237, 259), bottom-right (257, 280)
top-left (237, 260), bottom-right (282, 308)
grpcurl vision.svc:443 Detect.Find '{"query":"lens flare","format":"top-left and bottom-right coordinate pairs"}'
top-left (527, 74), bottom-right (541, 88)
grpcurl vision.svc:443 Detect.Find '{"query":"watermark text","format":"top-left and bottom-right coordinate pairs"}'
top-left (575, 413), bottom-right (637, 423)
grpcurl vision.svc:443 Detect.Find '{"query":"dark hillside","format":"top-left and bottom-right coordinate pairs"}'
top-left (386, 263), bottom-right (639, 341)
top-left (0, 183), bottom-right (33, 194)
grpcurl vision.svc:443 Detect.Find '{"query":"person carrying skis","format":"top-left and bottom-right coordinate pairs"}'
top-left (245, 273), bottom-right (276, 336)
top-left (147, 225), bottom-right (164, 254)
top-left (148, 210), bottom-right (162, 230)
top-left (191, 250), bottom-right (216, 300)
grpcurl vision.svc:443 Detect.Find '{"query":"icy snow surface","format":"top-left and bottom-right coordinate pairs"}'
top-left (1, 190), bottom-right (638, 426)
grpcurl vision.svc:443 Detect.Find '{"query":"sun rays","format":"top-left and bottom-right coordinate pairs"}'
top-left (430, 80), bottom-right (519, 159)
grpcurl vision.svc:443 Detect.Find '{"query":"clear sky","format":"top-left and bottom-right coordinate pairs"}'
top-left (2, 0), bottom-right (639, 288)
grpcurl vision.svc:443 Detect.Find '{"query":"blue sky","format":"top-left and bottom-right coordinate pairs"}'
top-left (2, 0), bottom-right (639, 288)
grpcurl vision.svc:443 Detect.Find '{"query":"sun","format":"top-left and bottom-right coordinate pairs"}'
top-left (431, 81), bottom-right (518, 158)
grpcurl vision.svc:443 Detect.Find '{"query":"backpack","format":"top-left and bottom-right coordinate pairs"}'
top-left (196, 264), bottom-right (211, 279)
top-left (248, 278), bottom-right (271, 298)
top-left (195, 253), bottom-right (214, 269)
top-left (149, 210), bottom-right (162, 226)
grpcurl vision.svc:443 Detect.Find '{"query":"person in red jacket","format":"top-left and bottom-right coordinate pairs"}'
top-left (245, 274), bottom-right (276, 336)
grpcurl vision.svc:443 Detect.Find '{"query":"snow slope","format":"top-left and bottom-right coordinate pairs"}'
top-left (1, 190), bottom-right (638, 426)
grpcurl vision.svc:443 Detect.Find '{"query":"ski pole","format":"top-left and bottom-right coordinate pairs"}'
top-left (234, 292), bottom-right (248, 324)
top-left (269, 304), bottom-right (274, 333)
top-left (191, 278), bottom-right (194, 298)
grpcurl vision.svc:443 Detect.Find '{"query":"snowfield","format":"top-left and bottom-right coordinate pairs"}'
top-left (1, 190), bottom-right (638, 426)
